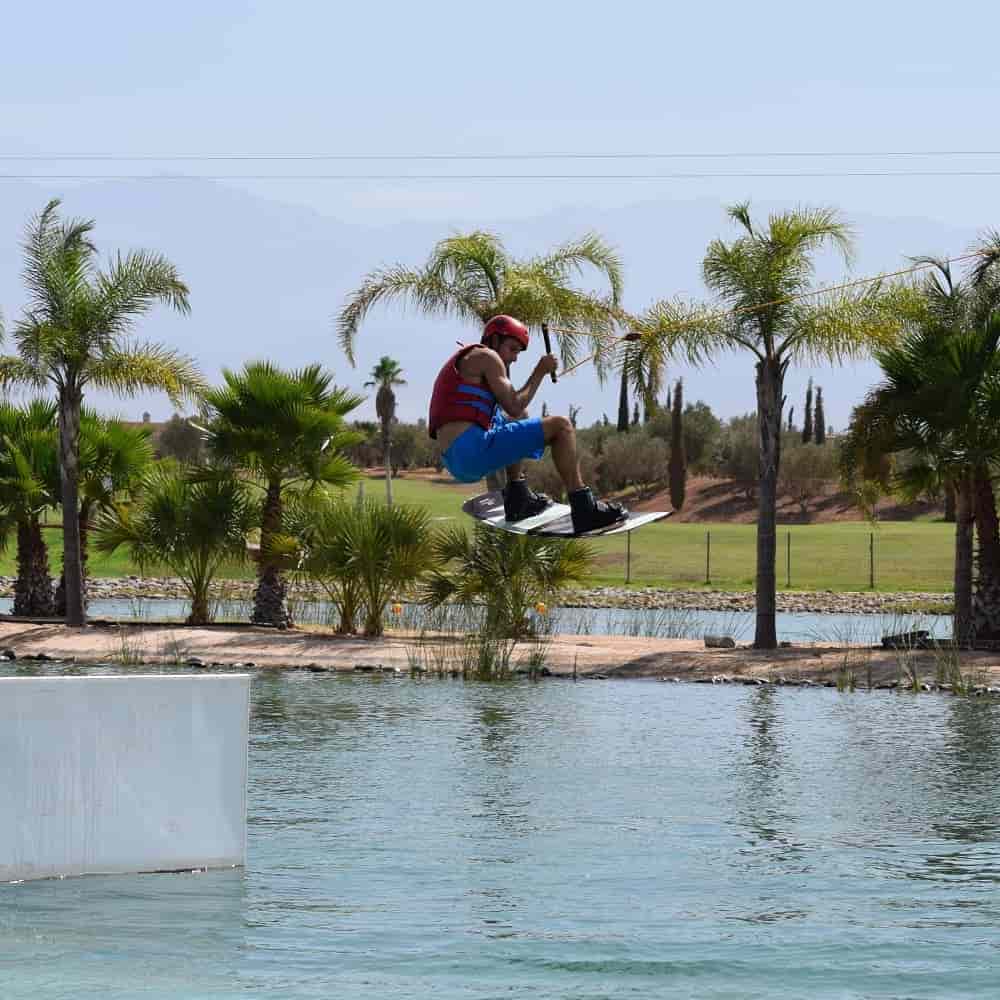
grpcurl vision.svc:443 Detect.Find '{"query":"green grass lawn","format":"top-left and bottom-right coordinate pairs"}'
top-left (368, 474), bottom-right (956, 593)
top-left (17, 475), bottom-right (955, 593)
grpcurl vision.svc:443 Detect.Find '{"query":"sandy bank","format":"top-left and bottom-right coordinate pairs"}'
top-left (1, 620), bottom-right (999, 691)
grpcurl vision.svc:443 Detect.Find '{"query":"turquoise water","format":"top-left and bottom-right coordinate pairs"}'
top-left (3, 670), bottom-right (999, 998)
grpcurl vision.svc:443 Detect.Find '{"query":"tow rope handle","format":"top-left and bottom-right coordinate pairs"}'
top-left (541, 323), bottom-right (557, 383)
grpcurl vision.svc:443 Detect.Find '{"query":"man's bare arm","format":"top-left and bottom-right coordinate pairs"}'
top-left (477, 350), bottom-right (556, 417)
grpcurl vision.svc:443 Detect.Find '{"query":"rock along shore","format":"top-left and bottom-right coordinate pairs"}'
top-left (1, 576), bottom-right (952, 616)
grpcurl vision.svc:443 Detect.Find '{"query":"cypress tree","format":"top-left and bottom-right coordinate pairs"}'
top-left (617, 368), bottom-right (630, 432)
top-left (668, 378), bottom-right (686, 511)
top-left (632, 401), bottom-right (640, 426)
top-left (814, 386), bottom-right (826, 444)
top-left (787, 405), bottom-right (795, 432)
top-left (665, 385), bottom-right (672, 411)
top-left (541, 402), bottom-right (548, 418)
top-left (802, 378), bottom-right (814, 443)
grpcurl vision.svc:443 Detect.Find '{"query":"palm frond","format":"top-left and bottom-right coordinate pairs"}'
top-left (88, 342), bottom-right (207, 405)
top-left (337, 229), bottom-right (623, 367)
top-left (21, 200), bottom-right (96, 327)
top-left (727, 201), bottom-right (754, 236)
top-left (704, 204), bottom-right (854, 335)
top-left (630, 297), bottom-right (755, 368)
top-left (427, 231), bottom-right (508, 303)
top-left (0, 353), bottom-right (47, 390)
top-left (534, 232), bottom-right (624, 307)
top-left (783, 281), bottom-right (919, 365)
top-left (364, 355), bottom-right (407, 389)
top-left (94, 250), bottom-right (191, 335)
top-left (969, 228), bottom-right (1000, 288)
top-left (336, 264), bottom-right (482, 365)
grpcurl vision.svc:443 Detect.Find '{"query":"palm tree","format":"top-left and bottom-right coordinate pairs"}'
top-left (0, 199), bottom-right (203, 625)
top-left (632, 203), bottom-right (908, 647)
top-left (842, 254), bottom-right (1000, 643)
top-left (364, 356), bottom-right (406, 505)
top-left (200, 361), bottom-right (363, 627)
top-left (337, 231), bottom-right (623, 368)
top-left (0, 400), bottom-right (61, 616)
top-left (53, 412), bottom-right (155, 615)
top-left (95, 465), bottom-right (258, 625)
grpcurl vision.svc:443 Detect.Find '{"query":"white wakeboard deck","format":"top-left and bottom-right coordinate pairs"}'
top-left (462, 491), bottom-right (672, 537)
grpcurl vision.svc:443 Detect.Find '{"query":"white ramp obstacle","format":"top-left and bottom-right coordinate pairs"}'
top-left (0, 673), bottom-right (250, 882)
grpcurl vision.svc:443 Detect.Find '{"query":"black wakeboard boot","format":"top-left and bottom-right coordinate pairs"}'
top-left (502, 477), bottom-right (554, 522)
top-left (569, 486), bottom-right (628, 534)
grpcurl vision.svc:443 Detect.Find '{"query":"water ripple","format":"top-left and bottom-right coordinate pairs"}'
top-left (3, 671), bottom-right (1000, 998)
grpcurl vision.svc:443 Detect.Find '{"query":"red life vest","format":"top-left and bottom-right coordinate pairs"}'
top-left (428, 346), bottom-right (497, 439)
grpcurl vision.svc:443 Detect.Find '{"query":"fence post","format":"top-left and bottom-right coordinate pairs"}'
top-left (625, 531), bottom-right (631, 584)
top-left (705, 531), bottom-right (711, 585)
top-left (786, 532), bottom-right (791, 588)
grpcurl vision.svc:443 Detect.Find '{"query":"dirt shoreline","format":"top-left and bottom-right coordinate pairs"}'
top-left (2, 621), bottom-right (999, 690)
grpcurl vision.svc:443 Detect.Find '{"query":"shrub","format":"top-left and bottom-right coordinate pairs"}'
top-left (597, 430), bottom-right (668, 493)
top-left (385, 421), bottom-right (442, 471)
top-left (156, 414), bottom-right (204, 463)
top-left (422, 524), bottom-right (594, 640)
top-left (713, 414), bottom-right (758, 498)
top-left (779, 441), bottom-right (839, 515)
top-left (295, 496), bottom-right (436, 636)
top-left (524, 444), bottom-right (599, 501)
top-left (649, 400), bottom-right (721, 474)
top-left (95, 467), bottom-right (258, 625)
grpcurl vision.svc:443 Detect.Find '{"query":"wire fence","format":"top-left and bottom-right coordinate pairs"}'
top-left (596, 523), bottom-right (954, 593)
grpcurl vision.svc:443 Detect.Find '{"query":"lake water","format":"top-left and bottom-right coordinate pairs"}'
top-left (3, 668), bottom-right (998, 998)
top-left (0, 596), bottom-right (952, 643)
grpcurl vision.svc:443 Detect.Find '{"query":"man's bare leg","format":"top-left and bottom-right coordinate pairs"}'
top-left (541, 415), bottom-right (627, 532)
top-left (541, 416), bottom-right (584, 493)
top-left (501, 416), bottom-right (626, 530)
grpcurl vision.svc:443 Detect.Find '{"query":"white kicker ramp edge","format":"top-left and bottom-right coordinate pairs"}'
top-left (0, 674), bottom-right (250, 882)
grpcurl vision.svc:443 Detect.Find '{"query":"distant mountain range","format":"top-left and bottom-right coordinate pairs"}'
top-left (0, 178), bottom-right (982, 432)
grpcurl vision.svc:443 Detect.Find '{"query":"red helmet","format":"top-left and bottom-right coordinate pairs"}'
top-left (482, 315), bottom-right (529, 349)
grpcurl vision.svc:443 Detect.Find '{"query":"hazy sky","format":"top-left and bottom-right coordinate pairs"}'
top-left (2, 1), bottom-right (999, 425)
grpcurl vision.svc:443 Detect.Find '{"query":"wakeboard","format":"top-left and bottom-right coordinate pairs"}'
top-left (462, 490), bottom-right (672, 538)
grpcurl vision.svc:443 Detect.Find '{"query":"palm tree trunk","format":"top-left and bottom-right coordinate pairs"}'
top-left (944, 484), bottom-right (956, 523)
top-left (753, 356), bottom-right (786, 649)
top-left (187, 578), bottom-right (211, 626)
top-left (54, 472), bottom-right (93, 618)
top-left (954, 475), bottom-right (974, 645)
top-left (252, 477), bottom-right (289, 627)
top-left (79, 501), bottom-right (90, 581)
top-left (972, 466), bottom-right (1000, 640)
top-left (59, 387), bottom-right (85, 626)
top-left (14, 517), bottom-right (54, 617)
top-left (383, 429), bottom-right (393, 507)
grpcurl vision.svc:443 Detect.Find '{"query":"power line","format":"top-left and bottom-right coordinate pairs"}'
top-left (2, 150), bottom-right (1000, 161)
top-left (4, 170), bottom-right (1000, 181)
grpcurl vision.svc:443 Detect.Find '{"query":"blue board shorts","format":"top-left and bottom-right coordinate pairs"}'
top-left (441, 410), bottom-right (546, 484)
